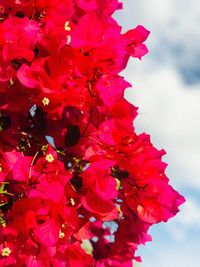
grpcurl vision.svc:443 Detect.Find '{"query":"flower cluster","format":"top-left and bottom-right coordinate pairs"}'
top-left (0, 1), bottom-right (185, 266)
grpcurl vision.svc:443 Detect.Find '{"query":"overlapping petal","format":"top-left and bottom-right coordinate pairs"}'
top-left (0, 0), bottom-right (184, 266)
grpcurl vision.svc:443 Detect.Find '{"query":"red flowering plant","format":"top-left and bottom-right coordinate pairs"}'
top-left (0, 0), bottom-right (185, 266)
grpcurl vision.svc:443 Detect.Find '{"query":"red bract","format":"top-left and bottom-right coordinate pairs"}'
top-left (0, 17), bottom-right (39, 81)
top-left (0, 0), bottom-right (185, 266)
top-left (123, 25), bottom-right (150, 59)
top-left (75, 0), bottom-right (122, 16)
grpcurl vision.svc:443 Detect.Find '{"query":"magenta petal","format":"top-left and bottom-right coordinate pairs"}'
top-left (34, 219), bottom-right (59, 247)
top-left (17, 64), bottom-right (37, 88)
top-left (132, 44), bottom-right (149, 59)
top-left (75, 0), bottom-right (98, 11)
top-left (82, 191), bottom-right (117, 219)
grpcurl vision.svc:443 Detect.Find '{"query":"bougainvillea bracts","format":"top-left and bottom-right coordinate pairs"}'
top-left (0, 0), bottom-right (185, 266)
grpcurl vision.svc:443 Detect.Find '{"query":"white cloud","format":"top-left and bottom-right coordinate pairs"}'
top-left (116, 0), bottom-right (200, 44)
top-left (137, 197), bottom-right (200, 267)
top-left (115, 1), bottom-right (200, 266)
top-left (163, 197), bottom-right (200, 243)
top-left (115, 0), bottom-right (200, 83)
top-left (173, 197), bottom-right (200, 227)
top-left (123, 61), bottom-right (200, 189)
top-left (140, 241), bottom-right (200, 267)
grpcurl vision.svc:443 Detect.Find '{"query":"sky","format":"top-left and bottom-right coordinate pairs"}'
top-left (114, 1), bottom-right (200, 266)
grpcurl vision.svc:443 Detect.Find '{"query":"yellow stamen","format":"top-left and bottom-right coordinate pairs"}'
top-left (42, 97), bottom-right (50, 106)
top-left (115, 178), bottom-right (121, 190)
top-left (70, 198), bottom-right (75, 206)
top-left (64, 21), bottom-right (71, 31)
top-left (1, 247), bottom-right (11, 257)
top-left (9, 78), bottom-right (14, 87)
top-left (117, 205), bottom-right (123, 219)
top-left (59, 229), bottom-right (65, 238)
top-left (66, 35), bottom-right (71, 45)
top-left (45, 154), bottom-right (54, 163)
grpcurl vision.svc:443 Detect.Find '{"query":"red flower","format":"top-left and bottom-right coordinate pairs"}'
top-left (124, 25), bottom-right (150, 59)
top-left (75, 0), bottom-right (122, 16)
top-left (0, 0), bottom-right (185, 265)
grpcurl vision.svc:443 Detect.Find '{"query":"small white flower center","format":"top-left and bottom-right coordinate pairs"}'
top-left (1, 247), bottom-right (11, 257)
top-left (64, 21), bottom-right (71, 31)
top-left (45, 154), bottom-right (54, 163)
top-left (70, 198), bottom-right (75, 206)
top-left (42, 97), bottom-right (50, 106)
top-left (66, 35), bottom-right (71, 45)
top-left (59, 230), bottom-right (65, 239)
